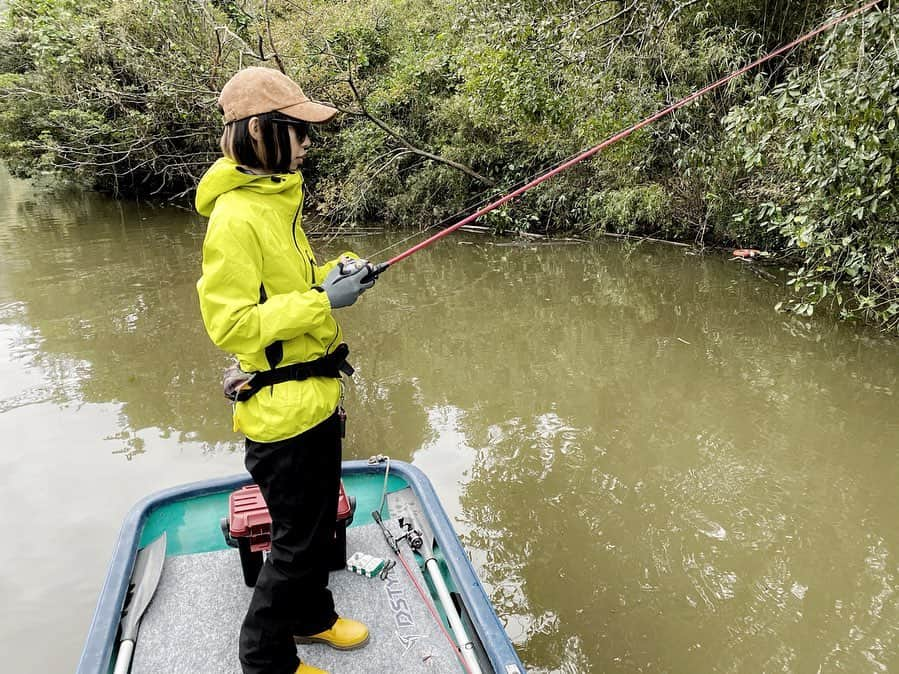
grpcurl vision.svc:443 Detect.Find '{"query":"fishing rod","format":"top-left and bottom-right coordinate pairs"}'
top-left (357, 0), bottom-right (882, 282)
top-left (372, 510), bottom-right (481, 674)
top-left (398, 518), bottom-right (484, 674)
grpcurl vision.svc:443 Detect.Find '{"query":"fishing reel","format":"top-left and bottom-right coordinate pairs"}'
top-left (338, 257), bottom-right (367, 275)
top-left (397, 517), bottom-right (424, 551)
top-left (371, 510), bottom-right (426, 558)
top-left (338, 256), bottom-right (389, 283)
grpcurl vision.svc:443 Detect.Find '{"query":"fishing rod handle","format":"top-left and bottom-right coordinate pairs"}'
top-left (371, 510), bottom-right (400, 554)
top-left (361, 261), bottom-right (390, 284)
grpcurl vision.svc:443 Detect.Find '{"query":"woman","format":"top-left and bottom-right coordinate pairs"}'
top-left (196, 67), bottom-right (374, 674)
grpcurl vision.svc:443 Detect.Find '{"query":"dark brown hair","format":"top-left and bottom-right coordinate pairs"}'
top-left (219, 112), bottom-right (310, 173)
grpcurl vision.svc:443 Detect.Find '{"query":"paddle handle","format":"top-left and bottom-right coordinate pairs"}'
top-left (112, 639), bottom-right (135, 674)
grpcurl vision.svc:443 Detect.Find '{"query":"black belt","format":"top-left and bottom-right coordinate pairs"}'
top-left (229, 343), bottom-right (353, 402)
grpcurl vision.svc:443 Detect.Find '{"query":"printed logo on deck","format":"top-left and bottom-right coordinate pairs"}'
top-left (384, 571), bottom-right (423, 652)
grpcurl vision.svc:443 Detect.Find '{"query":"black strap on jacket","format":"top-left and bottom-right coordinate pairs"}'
top-left (231, 343), bottom-right (354, 402)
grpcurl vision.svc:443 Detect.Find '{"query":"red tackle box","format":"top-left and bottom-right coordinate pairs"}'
top-left (221, 481), bottom-right (356, 586)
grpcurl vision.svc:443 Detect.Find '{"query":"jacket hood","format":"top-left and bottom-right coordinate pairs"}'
top-left (195, 157), bottom-right (302, 217)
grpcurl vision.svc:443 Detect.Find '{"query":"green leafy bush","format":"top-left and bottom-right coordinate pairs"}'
top-left (695, 8), bottom-right (899, 331)
top-left (0, 0), bottom-right (224, 196)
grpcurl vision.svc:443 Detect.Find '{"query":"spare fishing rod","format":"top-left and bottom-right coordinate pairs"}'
top-left (358, 0), bottom-right (882, 283)
top-left (398, 517), bottom-right (484, 674)
top-left (372, 510), bottom-right (481, 674)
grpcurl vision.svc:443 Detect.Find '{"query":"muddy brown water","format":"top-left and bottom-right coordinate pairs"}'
top-left (1, 168), bottom-right (897, 673)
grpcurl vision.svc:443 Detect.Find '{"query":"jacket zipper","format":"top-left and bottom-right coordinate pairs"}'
top-left (291, 200), bottom-right (315, 284)
top-left (291, 195), bottom-right (338, 355)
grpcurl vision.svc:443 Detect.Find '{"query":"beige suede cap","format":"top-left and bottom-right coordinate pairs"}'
top-left (218, 67), bottom-right (338, 124)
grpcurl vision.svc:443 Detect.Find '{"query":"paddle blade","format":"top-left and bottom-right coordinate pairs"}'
top-left (120, 531), bottom-right (167, 641)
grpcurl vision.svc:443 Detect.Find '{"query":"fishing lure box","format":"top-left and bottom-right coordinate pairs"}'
top-left (345, 551), bottom-right (387, 578)
top-left (222, 482), bottom-right (356, 586)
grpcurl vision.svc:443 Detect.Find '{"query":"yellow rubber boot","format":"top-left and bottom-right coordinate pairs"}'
top-left (295, 617), bottom-right (370, 650)
top-left (295, 664), bottom-right (329, 674)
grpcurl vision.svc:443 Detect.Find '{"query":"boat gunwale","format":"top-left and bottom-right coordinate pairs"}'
top-left (76, 460), bottom-right (524, 674)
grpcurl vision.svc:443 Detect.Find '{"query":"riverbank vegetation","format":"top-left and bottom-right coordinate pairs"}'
top-left (0, 0), bottom-right (896, 332)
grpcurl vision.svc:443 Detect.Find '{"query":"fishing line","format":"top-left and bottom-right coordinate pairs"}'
top-left (394, 550), bottom-right (478, 674)
top-left (361, 0), bottom-right (882, 279)
top-left (364, 142), bottom-right (596, 261)
top-left (368, 453), bottom-right (392, 517)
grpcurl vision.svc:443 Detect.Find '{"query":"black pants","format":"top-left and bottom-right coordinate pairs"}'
top-left (239, 411), bottom-right (342, 674)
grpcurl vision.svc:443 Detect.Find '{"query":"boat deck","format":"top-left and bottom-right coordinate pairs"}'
top-left (77, 463), bottom-right (524, 674)
top-left (132, 518), bottom-right (461, 673)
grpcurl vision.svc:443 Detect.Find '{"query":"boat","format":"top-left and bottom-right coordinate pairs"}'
top-left (76, 458), bottom-right (526, 674)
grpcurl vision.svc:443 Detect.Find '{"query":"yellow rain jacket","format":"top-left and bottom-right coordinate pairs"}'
top-left (196, 157), bottom-right (355, 443)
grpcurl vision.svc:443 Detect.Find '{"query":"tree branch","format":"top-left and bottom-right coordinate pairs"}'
top-left (321, 39), bottom-right (496, 187)
top-left (585, 1), bottom-right (638, 34)
top-left (263, 0), bottom-right (286, 73)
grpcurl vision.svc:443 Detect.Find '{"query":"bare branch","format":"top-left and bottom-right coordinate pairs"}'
top-left (320, 38), bottom-right (496, 187)
top-left (585, 1), bottom-right (638, 34)
top-left (263, 0), bottom-right (286, 73)
top-left (665, 0), bottom-right (702, 27)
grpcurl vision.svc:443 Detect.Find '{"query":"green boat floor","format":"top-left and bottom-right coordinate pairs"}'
top-left (130, 519), bottom-right (461, 674)
top-left (138, 472), bottom-right (409, 555)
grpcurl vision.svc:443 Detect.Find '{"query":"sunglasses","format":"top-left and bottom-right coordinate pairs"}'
top-left (271, 115), bottom-right (314, 140)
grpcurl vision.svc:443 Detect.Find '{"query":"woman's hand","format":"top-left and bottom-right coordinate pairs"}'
top-left (319, 262), bottom-right (375, 308)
